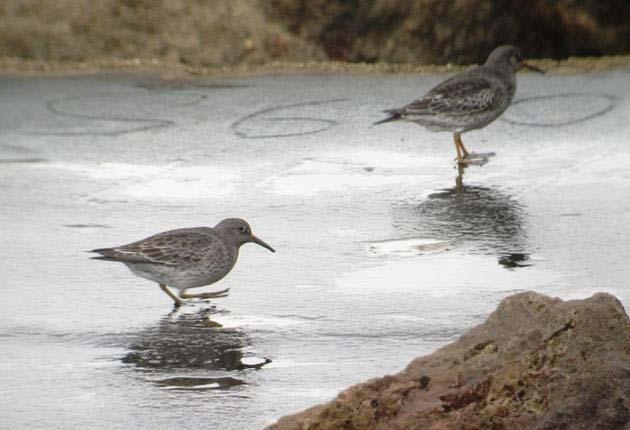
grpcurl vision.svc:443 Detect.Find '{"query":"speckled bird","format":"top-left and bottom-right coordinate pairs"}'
top-left (375, 45), bottom-right (544, 165)
top-left (91, 218), bottom-right (275, 307)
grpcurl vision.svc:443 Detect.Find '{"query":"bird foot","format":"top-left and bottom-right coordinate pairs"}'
top-left (456, 157), bottom-right (488, 166)
top-left (455, 152), bottom-right (495, 166)
top-left (198, 291), bottom-right (230, 300)
top-left (467, 151), bottom-right (496, 160)
top-left (179, 287), bottom-right (231, 300)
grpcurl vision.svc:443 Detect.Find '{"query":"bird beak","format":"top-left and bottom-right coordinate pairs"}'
top-left (523, 62), bottom-right (545, 74)
top-left (250, 235), bottom-right (275, 253)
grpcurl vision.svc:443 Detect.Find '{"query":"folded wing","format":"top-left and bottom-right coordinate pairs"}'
top-left (401, 74), bottom-right (501, 120)
top-left (91, 228), bottom-right (216, 266)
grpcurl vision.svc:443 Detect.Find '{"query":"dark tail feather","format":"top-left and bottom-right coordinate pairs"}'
top-left (373, 109), bottom-right (402, 125)
top-left (88, 248), bottom-right (119, 262)
top-left (90, 255), bottom-right (120, 262)
top-left (89, 247), bottom-right (112, 255)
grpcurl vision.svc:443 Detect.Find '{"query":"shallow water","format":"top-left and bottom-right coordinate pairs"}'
top-left (1, 71), bottom-right (629, 429)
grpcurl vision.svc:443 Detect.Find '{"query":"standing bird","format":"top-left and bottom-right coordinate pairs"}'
top-left (375, 45), bottom-right (544, 165)
top-left (90, 218), bottom-right (275, 307)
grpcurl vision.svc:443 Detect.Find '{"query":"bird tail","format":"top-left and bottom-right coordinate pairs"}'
top-left (90, 255), bottom-right (119, 261)
top-left (88, 248), bottom-right (119, 262)
top-left (373, 109), bottom-right (402, 125)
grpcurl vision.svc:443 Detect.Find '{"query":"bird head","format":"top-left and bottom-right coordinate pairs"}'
top-left (215, 218), bottom-right (275, 252)
top-left (485, 45), bottom-right (545, 74)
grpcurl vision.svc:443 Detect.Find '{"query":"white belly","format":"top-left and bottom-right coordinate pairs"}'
top-left (126, 263), bottom-right (232, 290)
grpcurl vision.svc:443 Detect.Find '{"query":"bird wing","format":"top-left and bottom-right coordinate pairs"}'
top-left (400, 72), bottom-right (504, 119)
top-left (91, 228), bottom-right (217, 266)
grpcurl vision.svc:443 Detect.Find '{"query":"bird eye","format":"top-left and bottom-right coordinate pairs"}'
top-left (238, 226), bottom-right (247, 233)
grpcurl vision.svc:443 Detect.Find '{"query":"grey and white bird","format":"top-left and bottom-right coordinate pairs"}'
top-left (90, 218), bottom-right (275, 307)
top-left (375, 45), bottom-right (544, 165)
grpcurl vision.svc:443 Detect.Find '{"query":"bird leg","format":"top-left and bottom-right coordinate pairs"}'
top-left (453, 133), bottom-right (465, 164)
top-left (179, 287), bottom-right (230, 300)
top-left (453, 132), bottom-right (492, 165)
top-left (454, 132), bottom-right (470, 158)
top-left (159, 283), bottom-right (183, 307)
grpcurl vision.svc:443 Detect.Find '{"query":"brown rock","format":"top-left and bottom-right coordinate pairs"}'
top-left (270, 292), bottom-right (630, 430)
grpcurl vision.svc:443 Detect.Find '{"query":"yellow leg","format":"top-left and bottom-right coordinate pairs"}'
top-left (454, 132), bottom-right (470, 158)
top-left (179, 287), bottom-right (230, 300)
top-left (453, 132), bottom-right (494, 166)
top-left (159, 283), bottom-right (183, 307)
top-left (453, 133), bottom-right (464, 164)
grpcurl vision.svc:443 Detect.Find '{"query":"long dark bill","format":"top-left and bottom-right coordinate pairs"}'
top-left (251, 235), bottom-right (275, 252)
top-left (523, 62), bottom-right (545, 74)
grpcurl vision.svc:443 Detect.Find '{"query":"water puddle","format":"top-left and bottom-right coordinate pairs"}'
top-left (120, 307), bottom-right (270, 371)
top-left (392, 184), bottom-right (529, 264)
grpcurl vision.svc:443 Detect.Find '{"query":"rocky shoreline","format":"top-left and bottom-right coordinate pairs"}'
top-left (1, 55), bottom-right (629, 80)
top-left (2, 1), bottom-right (629, 68)
top-left (270, 292), bottom-right (630, 430)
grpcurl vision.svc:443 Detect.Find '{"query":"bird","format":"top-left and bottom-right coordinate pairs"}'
top-left (90, 218), bottom-right (275, 307)
top-left (375, 45), bottom-right (544, 165)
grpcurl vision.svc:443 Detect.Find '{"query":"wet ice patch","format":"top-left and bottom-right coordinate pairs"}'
top-left (64, 223), bottom-right (111, 233)
top-left (261, 151), bottom-right (438, 196)
top-left (120, 166), bottom-right (239, 199)
top-left (309, 150), bottom-right (439, 170)
top-left (335, 253), bottom-right (562, 296)
top-left (231, 98), bottom-right (346, 139)
top-left (33, 162), bottom-right (240, 199)
top-left (213, 314), bottom-right (307, 329)
top-left (36, 161), bottom-right (166, 178)
top-left (266, 173), bottom-right (423, 195)
top-left (552, 153), bottom-right (630, 186)
top-left (293, 284), bottom-right (327, 290)
top-left (366, 238), bottom-right (451, 256)
top-left (378, 314), bottom-right (430, 323)
top-left (265, 359), bottom-right (334, 369)
top-left (502, 93), bottom-right (615, 127)
top-left (21, 92), bottom-right (206, 136)
top-left (333, 227), bottom-right (361, 237)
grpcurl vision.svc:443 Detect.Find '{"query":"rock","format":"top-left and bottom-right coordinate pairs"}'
top-left (270, 292), bottom-right (630, 430)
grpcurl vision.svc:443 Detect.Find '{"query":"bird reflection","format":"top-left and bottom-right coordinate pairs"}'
top-left (392, 165), bottom-right (530, 268)
top-left (121, 306), bottom-right (270, 371)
